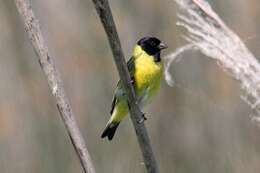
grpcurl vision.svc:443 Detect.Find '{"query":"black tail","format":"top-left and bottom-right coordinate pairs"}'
top-left (101, 122), bottom-right (120, 140)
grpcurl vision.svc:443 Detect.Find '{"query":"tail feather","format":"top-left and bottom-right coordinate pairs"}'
top-left (101, 122), bottom-right (120, 140)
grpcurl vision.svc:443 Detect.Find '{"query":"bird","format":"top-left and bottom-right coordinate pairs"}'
top-left (101, 36), bottom-right (167, 140)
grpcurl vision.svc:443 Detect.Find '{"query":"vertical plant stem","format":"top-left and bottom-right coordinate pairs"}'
top-left (91, 0), bottom-right (160, 172)
top-left (14, 0), bottom-right (96, 172)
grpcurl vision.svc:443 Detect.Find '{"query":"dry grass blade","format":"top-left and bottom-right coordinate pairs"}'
top-left (171, 0), bottom-right (260, 121)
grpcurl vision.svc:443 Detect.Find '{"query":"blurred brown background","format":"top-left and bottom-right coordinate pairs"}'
top-left (1, 0), bottom-right (260, 172)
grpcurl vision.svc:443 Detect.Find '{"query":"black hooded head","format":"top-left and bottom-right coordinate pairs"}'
top-left (137, 37), bottom-right (167, 62)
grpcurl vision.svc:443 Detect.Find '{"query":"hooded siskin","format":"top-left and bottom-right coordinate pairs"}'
top-left (101, 37), bottom-right (167, 140)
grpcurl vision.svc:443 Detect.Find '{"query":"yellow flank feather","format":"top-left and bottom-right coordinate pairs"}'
top-left (109, 45), bottom-right (163, 123)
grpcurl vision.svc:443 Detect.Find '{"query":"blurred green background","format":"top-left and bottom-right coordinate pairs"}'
top-left (1, 0), bottom-right (260, 172)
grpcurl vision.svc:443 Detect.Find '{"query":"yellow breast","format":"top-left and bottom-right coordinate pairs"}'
top-left (133, 46), bottom-right (163, 97)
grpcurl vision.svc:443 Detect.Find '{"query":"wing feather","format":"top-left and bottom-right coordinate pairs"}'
top-left (110, 57), bottom-right (135, 114)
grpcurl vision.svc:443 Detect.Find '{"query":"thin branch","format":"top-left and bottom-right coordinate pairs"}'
top-left (170, 0), bottom-right (260, 121)
top-left (14, 0), bottom-right (96, 173)
top-left (91, 0), bottom-right (159, 173)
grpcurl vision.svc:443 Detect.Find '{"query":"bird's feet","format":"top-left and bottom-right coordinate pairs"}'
top-left (127, 101), bottom-right (147, 124)
top-left (138, 112), bottom-right (147, 124)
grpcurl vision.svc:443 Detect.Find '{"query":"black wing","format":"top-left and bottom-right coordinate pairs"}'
top-left (110, 96), bottom-right (116, 115)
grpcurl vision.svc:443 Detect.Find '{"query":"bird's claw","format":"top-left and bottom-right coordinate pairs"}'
top-left (138, 113), bottom-right (147, 124)
top-left (143, 113), bottom-right (147, 121)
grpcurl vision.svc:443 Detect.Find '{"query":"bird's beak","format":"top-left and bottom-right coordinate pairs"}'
top-left (158, 42), bottom-right (168, 50)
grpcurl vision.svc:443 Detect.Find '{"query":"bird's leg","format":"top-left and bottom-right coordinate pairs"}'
top-left (138, 112), bottom-right (147, 124)
top-left (137, 113), bottom-right (146, 124)
top-left (142, 113), bottom-right (147, 121)
top-left (127, 101), bottom-right (147, 124)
